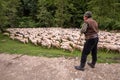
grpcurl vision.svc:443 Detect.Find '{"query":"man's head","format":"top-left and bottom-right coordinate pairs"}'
top-left (84, 11), bottom-right (92, 18)
top-left (83, 11), bottom-right (92, 20)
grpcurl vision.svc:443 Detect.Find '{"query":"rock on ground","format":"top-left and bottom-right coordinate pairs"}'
top-left (0, 53), bottom-right (120, 80)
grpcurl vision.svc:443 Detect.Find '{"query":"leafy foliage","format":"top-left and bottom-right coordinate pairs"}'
top-left (88, 0), bottom-right (120, 30)
top-left (0, 0), bottom-right (120, 30)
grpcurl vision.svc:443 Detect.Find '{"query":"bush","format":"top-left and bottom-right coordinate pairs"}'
top-left (112, 22), bottom-right (120, 30)
top-left (18, 17), bottom-right (37, 28)
top-left (98, 18), bottom-right (120, 30)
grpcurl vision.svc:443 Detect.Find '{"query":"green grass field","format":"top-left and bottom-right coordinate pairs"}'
top-left (0, 34), bottom-right (120, 63)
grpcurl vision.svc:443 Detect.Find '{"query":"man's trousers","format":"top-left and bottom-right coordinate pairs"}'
top-left (80, 37), bottom-right (99, 67)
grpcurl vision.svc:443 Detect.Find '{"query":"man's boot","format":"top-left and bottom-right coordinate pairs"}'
top-left (75, 66), bottom-right (84, 71)
top-left (87, 62), bottom-right (95, 68)
top-left (75, 63), bottom-right (85, 71)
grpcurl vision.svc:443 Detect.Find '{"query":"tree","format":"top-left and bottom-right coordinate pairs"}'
top-left (19, 0), bottom-right (38, 19)
top-left (0, 0), bottom-right (120, 30)
top-left (68, 0), bottom-right (90, 27)
top-left (0, 0), bottom-right (7, 32)
top-left (0, 0), bottom-right (20, 32)
top-left (88, 0), bottom-right (120, 30)
top-left (37, 0), bottom-right (54, 27)
top-left (54, 0), bottom-right (71, 27)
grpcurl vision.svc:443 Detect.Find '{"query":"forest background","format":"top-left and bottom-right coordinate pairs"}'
top-left (0, 0), bottom-right (120, 31)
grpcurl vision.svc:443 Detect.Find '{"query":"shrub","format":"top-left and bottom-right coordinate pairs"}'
top-left (18, 17), bottom-right (37, 28)
top-left (98, 18), bottom-right (120, 30)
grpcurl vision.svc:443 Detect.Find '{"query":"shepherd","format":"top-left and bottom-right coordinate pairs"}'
top-left (75, 11), bottom-right (99, 71)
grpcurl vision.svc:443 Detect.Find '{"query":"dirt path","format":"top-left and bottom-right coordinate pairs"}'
top-left (0, 53), bottom-right (120, 80)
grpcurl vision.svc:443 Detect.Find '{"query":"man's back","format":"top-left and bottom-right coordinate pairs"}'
top-left (84, 18), bottom-right (98, 39)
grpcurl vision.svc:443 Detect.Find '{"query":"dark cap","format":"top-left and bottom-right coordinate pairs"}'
top-left (84, 11), bottom-right (92, 18)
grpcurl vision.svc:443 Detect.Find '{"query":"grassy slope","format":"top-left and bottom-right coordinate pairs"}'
top-left (0, 34), bottom-right (120, 63)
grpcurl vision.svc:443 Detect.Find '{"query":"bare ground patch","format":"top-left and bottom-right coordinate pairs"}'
top-left (0, 53), bottom-right (120, 80)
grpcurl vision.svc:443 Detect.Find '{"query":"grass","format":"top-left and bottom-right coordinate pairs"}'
top-left (0, 34), bottom-right (80, 57)
top-left (0, 34), bottom-right (120, 63)
top-left (97, 50), bottom-right (120, 63)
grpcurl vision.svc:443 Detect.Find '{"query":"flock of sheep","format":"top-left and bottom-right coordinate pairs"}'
top-left (4, 28), bottom-right (120, 53)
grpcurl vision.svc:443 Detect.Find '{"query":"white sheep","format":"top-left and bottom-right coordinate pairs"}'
top-left (51, 40), bottom-right (60, 48)
top-left (41, 38), bottom-right (51, 48)
top-left (60, 42), bottom-right (73, 52)
top-left (6, 28), bottom-right (120, 52)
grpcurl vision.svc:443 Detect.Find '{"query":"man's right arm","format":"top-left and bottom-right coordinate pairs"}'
top-left (80, 23), bottom-right (88, 34)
